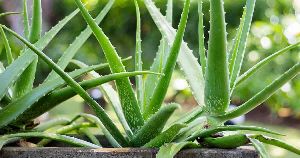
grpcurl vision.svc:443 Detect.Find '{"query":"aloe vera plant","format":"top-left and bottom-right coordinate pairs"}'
top-left (0, 0), bottom-right (300, 158)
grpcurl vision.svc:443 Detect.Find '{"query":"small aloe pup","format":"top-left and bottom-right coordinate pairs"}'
top-left (144, 0), bottom-right (300, 157)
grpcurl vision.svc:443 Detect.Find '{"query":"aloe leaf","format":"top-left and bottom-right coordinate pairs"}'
top-left (202, 134), bottom-right (249, 149)
top-left (187, 125), bottom-right (283, 141)
top-left (144, 124), bottom-right (186, 148)
top-left (205, 0), bottom-right (230, 115)
top-left (144, 0), bottom-right (190, 119)
top-left (1, 25), bottom-right (129, 146)
top-left (14, 8), bottom-right (79, 98)
top-left (34, 118), bottom-right (71, 131)
top-left (14, 71), bottom-right (153, 126)
top-left (248, 137), bottom-right (270, 158)
top-left (0, 52), bottom-right (35, 101)
top-left (173, 106), bottom-right (203, 124)
top-left (78, 113), bottom-right (121, 148)
top-left (251, 135), bottom-right (300, 155)
top-left (45, 0), bottom-right (114, 82)
top-left (29, 0), bottom-right (42, 43)
top-left (0, 132), bottom-right (100, 149)
top-left (229, 0), bottom-right (256, 91)
top-left (134, 0), bottom-right (144, 109)
top-left (144, 0), bottom-right (205, 106)
top-left (0, 27), bottom-right (13, 65)
top-left (79, 128), bottom-right (102, 146)
top-left (0, 12), bottom-right (20, 17)
top-left (198, 0), bottom-right (206, 76)
top-left (236, 42), bottom-right (300, 86)
top-left (156, 142), bottom-right (199, 158)
top-left (175, 117), bottom-right (207, 142)
top-left (1, 63), bottom-right (110, 127)
top-left (37, 122), bottom-right (94, 147)
top-left (132, 103), bottom-right (180, 147)
top-left (22, 0), bottom-right (30, 39)
top-left (71, 60), bottom-right (133, 138)
top-left (143, 0), bottom-right (173, 111)
top-left (74, 0), bottom-right (144, 133)
top-left (217, 63), bottom-right (300, 121)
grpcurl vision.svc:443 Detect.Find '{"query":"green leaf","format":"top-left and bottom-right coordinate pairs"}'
top-left (1, 25), bottom-right (128, 147)
top-left (0, 27), bottom-right (13, 65)
top-left (248, 137), bottom-right (270, 158)
top-left (45, 0), bottom-right (115, 82)
top-left (174, 117), bottom-right (207, 142)
top-left (0, 52), bottom-right (35, 101)
top-left (132, 103), bottom-right (180, 147)
top-left (71, 59), bottom-right (133, 138)
top-left (134, 0), bottom-right (144, 110)
top-left (198, 0), bottom-right (206, 76)
top-left (173, 106), bottom-right (203, 124)
top-left (229, 0), bottom-right (256, 91)
top-left (156, 142), bottom-right (199, 158)
top-left (74, 0), bottom-right (144, 133)
top-left (236, 42), bottom-right (300, 86)
top-left (22, 0), bottom-right (30, 39)
top-left (29, 0), bottom-right (42, 43)
top-left (144, 0), bottom-right (205, 106)
top-left (217, 63), bottom-right (300, 121)
top-left (202, 134), bottom-right (249, 149)
top-left (187, 125), bottom-right (283, 141)
top-left (37, 122), bottom-right (94, 147)
top-left (78, 113), bottom-right (122, 147)
top-left (144, 0), bottom-right (190, 119)
top-left (143, 0), bottom-right (173, 111)
top-left (251, 135), bottom-right (300, 155)
top-left (0, 12), bottom-right (20, 17)
top-left (1, 63), bottom-right (110, 127)
top-left (205, 0), bottom-right (230, 115)
top-left (14, 71), bottom-right (154, 126)
top-left (144, 124), bottom-right (186, 148)
top-left (0, 132), bottom-right (100, 149)
top-left (79, 128), bottom-right (102, 146)
top-left (34, 118), bottom-right (71, 131)
top-left (14, 8), bottom-right (79, 98)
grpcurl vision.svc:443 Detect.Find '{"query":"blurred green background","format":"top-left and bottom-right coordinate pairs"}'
top-left (1, 0), bottom-right (300, 157)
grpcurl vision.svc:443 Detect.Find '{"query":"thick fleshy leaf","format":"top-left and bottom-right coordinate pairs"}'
top-left (249, 137), bottom-right (270, 158)
top-left (74, 0), bottom-right (144, 133)
top-left (0, 27), bottom-right (13, 65)
top-left (143, 0), bottom-right (190, 119)
top-left (45, 0), bottom-right (115, 82)
top-left (132, 103), bottom-right (180, 147)
top-left (202, 134), bottom-right (249, 149)
top-left (34, 118), bottom-right (71, 131)
top-left (156, 142), bottom-right (199, 158)
top-left (198, 0), bottom-right (206, 76)
top-left (144, 0), bottom-right (205, 106)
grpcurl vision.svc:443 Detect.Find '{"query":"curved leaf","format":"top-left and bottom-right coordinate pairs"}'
top-left (156, 142), bottom-right (199, 158)
top-left (249, 137), bottom-right (270, 158)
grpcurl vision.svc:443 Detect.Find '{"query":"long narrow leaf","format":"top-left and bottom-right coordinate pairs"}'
top-left (198, 0), bottom-right (206, 76)
top-left (249, 137), bottom-right (270, 158)
top-left (144, 0), bottom-right (190, 119)
top-left (74, 0), bottom-right (144, 133)
top-left (71, 60), bottom-right (133, 138)
top-left (205, 0), bottom-right (229, 115)
top-left (236, 42), bottom-right (300, 86)
top-left (229, 0), bottom-right (256, 90)
top-left (45, 0), bottom-right (115, 81)
top-left (0, 27), bottom-right (13, 65)
top-left (156, 142), bottom-right (199, 158)
top-left (144, 0), bottom-right (205, 106)
top-left (0, 132), bottom-right (100, 149)
top-left (251, 135), bottom-right (300, 155)
top-left (2, 25), bottom-right (129, 146)
top-left (134, 0), bottom-right (144, 109)
top-left (202, 134), bottom-right (249, 149)
top-left (22, 0), bottom-right (30, 39)
top-left (217, 63), bottom-right (300, 121)
top-left (143, 124), bottom-right (186, 148)
top-left (34, 118), bottom-right (71, 131)
top-left (187, 125), bottom-right (283, 141)
top-left (143, 0), bottom-right (173, 111)
top-left (29, 0), bottom-right (42, 43)
top-left (132, 103), bottom-right (180, 147)
top-left (0, 12), bottom-right (20, 17)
